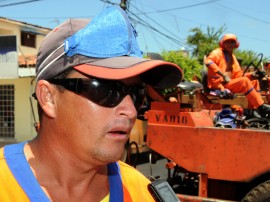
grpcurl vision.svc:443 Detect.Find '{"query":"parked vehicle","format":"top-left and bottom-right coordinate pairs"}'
top-left (143, 53), bottom-right (270, 201)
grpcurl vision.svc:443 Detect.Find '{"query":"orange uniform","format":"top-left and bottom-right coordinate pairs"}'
top-left (0, 142), bottom-right (155, 202)
top-left (205, 48), bottom-right (263, 108)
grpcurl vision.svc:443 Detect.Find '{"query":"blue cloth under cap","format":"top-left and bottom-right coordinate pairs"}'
top-left (64, 6), bottom-right (142, 58)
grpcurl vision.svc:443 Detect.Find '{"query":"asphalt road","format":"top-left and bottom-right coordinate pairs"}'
top-left (136, 158), bottom-right (169, 180)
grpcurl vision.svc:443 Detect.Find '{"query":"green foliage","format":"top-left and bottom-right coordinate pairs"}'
top-left (161, 51), bottom-right (203, 81)
top-left (235, 50), bottom-right (269, 67)
top-left (187, 25), bottom-right (226, 64)
top-left (234, 50), bottom-right (257, 64)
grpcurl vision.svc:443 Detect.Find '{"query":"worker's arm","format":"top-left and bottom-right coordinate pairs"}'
top-left (205, 49), bottom-right (231, 83)
top-left (217, 70), bottom-right (231, 83)
top-left (205, 49), bottom-right (224, 73)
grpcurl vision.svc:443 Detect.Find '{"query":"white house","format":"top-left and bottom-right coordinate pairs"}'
top-left (0, 17), bottom-right (50, 146)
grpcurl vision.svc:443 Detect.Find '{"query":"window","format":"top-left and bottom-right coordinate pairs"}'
top-left (0, 85), bottom-right (15, 138)
top-left (21, 31), bottom-right (36, 48)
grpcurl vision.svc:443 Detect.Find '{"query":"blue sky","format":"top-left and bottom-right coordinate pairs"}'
top-left (1, 0), bottom-right (270, 58)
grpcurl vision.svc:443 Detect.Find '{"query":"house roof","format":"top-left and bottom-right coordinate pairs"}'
top-left (18, 55), bottom-right (36, 77)
top-left (19, 55), bottom-right (36, 67)
top-left (0, 17), bottom-right (51, 31)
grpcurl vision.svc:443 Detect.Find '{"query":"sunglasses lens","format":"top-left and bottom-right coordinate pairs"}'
top-left (81, 81), bottom-right (120, 108)
top-left (58, 78), bottom-right (145, 110)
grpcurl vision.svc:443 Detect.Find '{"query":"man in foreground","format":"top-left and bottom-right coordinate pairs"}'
top-left (0, 6), bottom-right (182, 201)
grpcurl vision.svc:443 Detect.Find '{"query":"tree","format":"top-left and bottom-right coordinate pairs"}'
top-left (234, 50), bottom-right (258, 66)
top-left (187, 25), bottom-right (226, 64)
top-left (161, 51), bottom-right (202, 81)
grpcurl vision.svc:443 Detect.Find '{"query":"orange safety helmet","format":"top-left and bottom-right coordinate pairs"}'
top-left (219, 33), bottom-right (240, 48)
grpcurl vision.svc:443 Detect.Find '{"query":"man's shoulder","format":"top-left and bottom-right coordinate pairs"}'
top-left (0, 142), bottom-right (25, 157)
top-left (118, 161), bottom-right (149, 180)
top-left (210, 48), bottom-right (223, 55)
top-left (0, 146), bottom-right (4, 158)
top-left (0, 142), bottom-right (26, 169)
top-left (117, 161), bottom-right (154, 201)
top-left (118, 161), bottom-right (141, 173)
top-left (0, 144), bottom-right (20, 182)
top-left (0, 144), bottom-right (30, 201)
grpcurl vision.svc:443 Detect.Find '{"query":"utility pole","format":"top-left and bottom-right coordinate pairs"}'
top-left (120, 0), bottom-right (127, 11)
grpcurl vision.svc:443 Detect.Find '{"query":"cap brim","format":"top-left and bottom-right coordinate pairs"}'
top-left (73, 56), bottom-right (183, 89)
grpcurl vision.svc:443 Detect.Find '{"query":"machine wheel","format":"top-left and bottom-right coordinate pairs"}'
top-left (246, 118), bottom-right (270, 130)
top-left (242, 180), bottom-right (270, 202)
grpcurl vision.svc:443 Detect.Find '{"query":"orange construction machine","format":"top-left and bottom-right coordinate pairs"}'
top-left (143, 54), bottom-right (270, 201)
top-left (147, 101), bottom-right (270, 201)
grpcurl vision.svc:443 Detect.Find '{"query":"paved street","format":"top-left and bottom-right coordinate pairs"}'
top-left (136, 158), bottom-right (168, 180)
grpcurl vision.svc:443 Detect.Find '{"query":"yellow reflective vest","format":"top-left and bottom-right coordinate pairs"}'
top-left (0, 142), bottom-right (154, 202)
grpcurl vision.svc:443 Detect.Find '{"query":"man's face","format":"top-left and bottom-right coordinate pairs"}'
top-left (54, 71), bottom-right (139, 165)
top-left (223, 39), bottom-right (237, 52)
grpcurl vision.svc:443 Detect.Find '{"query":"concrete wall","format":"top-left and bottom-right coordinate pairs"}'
top-left (0, 77), bottom-right (38, 144)
top-left (0, 18), bottom-right (50, 146)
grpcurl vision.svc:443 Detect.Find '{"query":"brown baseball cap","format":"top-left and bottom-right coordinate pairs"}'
top-left (36, 6), bottom-right (183, 89)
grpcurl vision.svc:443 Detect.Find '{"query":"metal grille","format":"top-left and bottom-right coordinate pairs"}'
top-left (0, 85), bottom-right (15, 138)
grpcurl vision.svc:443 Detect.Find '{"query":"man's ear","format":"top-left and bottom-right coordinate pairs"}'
top-left (35, 80), bottom-right (57, 118)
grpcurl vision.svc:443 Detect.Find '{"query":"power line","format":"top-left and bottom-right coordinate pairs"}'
top-left (97, 0), bottom-right (188, 50)
top-left (215, 2), bottom-right (270, 25)
top-left (128, 2), bottom-right (189, 47)
top-left (128, 11), bottom-right (188, 49)
top-left (135, 0), bottom-right (221, 15)
top-left (0, 0), bottom-right (42, 8)
top-left (3, 16), bottom-right (93, 19)
top-left (99, 0), bottom-right (118, 6)
top-left (0, 0), bottom-right (12, 3)
top-left (2, 0), bottom-right (269, 54)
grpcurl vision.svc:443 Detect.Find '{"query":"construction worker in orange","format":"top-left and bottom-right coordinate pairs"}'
top-left (205, 33), bottom-right (270, 118)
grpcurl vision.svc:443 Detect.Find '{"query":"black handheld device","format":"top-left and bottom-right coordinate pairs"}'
top-left (148, 178), bottom-right (180, 202)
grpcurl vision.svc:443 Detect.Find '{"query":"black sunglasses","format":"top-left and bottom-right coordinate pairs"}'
top-left (47, 78), bottom-right (146, 111)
